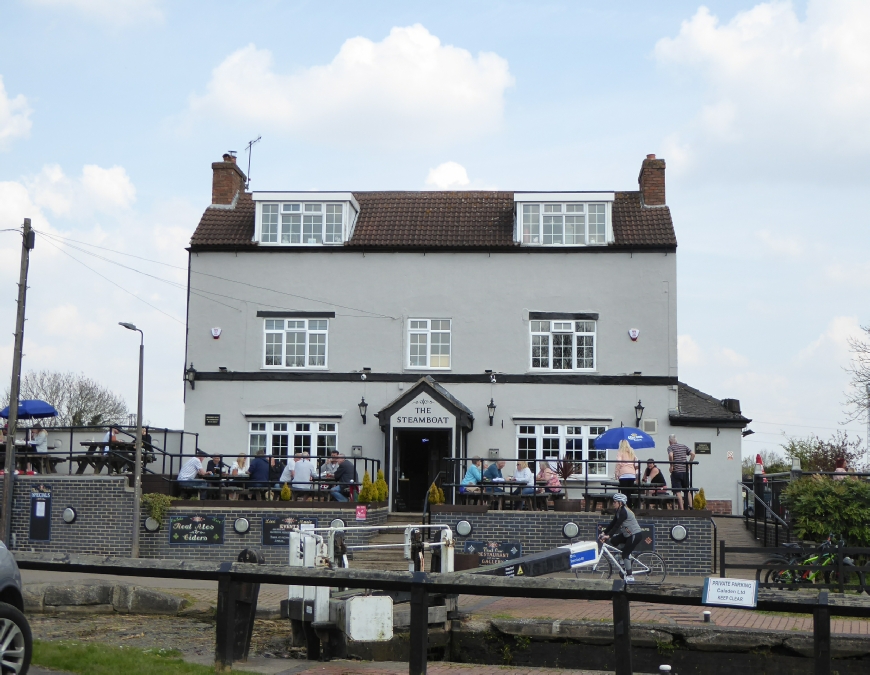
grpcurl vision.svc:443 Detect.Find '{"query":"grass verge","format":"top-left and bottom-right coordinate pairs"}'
top-left (33, 640), bottom-right (257, 675)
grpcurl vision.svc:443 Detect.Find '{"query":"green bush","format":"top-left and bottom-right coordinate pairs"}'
top-left (375, 469), bottom-right (389, 502)
top-left (782, 474), bottom-right (870, 545)
top-left (141, 493), bottom-right (174, 522)
top-left (280, 483), bottom-right (292, 501)
top-left (357, 471), bottom-right (375, 503)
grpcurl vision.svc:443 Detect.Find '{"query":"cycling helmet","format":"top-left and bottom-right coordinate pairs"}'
top-left (613, 493), bottom-right (628, 504)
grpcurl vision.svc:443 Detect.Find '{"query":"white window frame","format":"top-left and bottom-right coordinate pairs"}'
top-left (515, 424), bottom-right (610, 478)
top-left (406, 318), bottom-right (452, 370)
top-left (254, 196), bottom-right (358, 246)
top-left (263, 318), bottom-right (329, 370)
top-left (517, 200), bottom-right (611, 246)
top-left (529, 320), bottom-right (596, 372)
top-left (248, 421), bottom-right (338, 460)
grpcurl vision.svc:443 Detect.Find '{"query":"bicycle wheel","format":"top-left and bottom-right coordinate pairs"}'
top-left (824, 569), bottom-right (867, 594)
top-left (758, 558), bottom-right (795, 586)
top-left (632, 552), bottom-right (666, 584)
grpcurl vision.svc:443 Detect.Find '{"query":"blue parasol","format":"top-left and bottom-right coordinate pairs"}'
top-left (0, 399), bottom-right (58, 420)
top-left (593, 426), bottom-right (655, 450)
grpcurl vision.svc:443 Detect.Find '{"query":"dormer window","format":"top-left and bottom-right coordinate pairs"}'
top-left (514, 193), bottom-right (614, 246)
top-left (253, 192), bottom-right (359, 246)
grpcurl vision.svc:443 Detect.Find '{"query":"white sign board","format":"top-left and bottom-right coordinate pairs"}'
top-left (390, 396), bottom-right (454, 429)
top-left (702, 578), bottom-right (758, 609)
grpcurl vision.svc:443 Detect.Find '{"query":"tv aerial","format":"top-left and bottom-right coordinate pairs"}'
top-left (244, 136), bottom-right (261, 190)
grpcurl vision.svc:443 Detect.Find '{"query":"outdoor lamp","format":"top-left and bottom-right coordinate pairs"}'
top-left (562, 522), bottom-right (580, 539)
top-left (61, 507), bottom-right (77, 524)
top-left (144, 517), bottom-right (160, 532)
top-left (742, 429), bottom-right (755, 437)
top-left (670, 524), bottom-right (688, 542)
top-left (455, 520), bottom-right (473, 537)
top-left (233, 517), bottom-right (250, 534)
top-left (634, 400), bottom-right (645, 427)
top-left (330, 518), bottom-right (346, 530)
top-left (358, 397), bottom-right (368, 424)
top-left (487, 398), bottom-right (496, 426)
top-left (184, 363), bottom-right (197, 390)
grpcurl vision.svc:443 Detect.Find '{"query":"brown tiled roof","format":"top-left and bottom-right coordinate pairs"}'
top-left (189, 190), bottom-right (676, 250)
top-left (190, 192), bottom-right (256, 248)
top-left (611, 192), bottom-right (676, 247)
top-left (670, 382), bottom-right (751, 427)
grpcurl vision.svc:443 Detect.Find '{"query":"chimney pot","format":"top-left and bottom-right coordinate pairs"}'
top-left (638, 154), bottom-right (666, 207)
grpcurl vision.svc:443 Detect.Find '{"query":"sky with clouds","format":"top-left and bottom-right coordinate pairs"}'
top-left (0, 0), bottom-right (868, 457)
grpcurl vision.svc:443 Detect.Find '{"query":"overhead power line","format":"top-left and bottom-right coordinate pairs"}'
top-left (36, 230), bottom-right (397, 320)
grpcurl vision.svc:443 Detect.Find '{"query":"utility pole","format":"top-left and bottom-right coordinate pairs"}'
top-left (2, 219), bottom-right (34, 546)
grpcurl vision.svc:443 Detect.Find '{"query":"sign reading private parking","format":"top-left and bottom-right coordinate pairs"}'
top-left (702, 578), bottom-right (758, 609)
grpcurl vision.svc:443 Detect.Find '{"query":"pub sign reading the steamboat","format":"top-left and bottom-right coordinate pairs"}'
top-left (391, 396), bottom-right (454, 428)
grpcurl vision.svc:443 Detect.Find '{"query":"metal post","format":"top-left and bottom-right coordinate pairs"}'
top-left (836, 540), bottom-right (845, 594)
top-left (132, 336), bottom-right (144, 557)
top-left (409, 572), bottom-right (428, 675)
top-left (720, 539), bottom-right (726, 578)
top-left (813, 591), bottom-right (831, 675)
top-left (2, 219), bottom-right (33, 546)
top-left (612, 580), bottom-right (633, 675)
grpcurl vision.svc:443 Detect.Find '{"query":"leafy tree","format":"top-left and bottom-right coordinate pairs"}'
top-left (845, 324), bottom-right (870, 424)
top-left (782, 431), bottom-right (866, 473)
top-left (783, 474), bottom-right (870, 545)
top-left (741, 449), bottom-right (791, 479)
top-left (2, 370), bottom-right (129, 427)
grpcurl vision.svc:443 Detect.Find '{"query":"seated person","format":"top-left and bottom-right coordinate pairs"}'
top-left (460, 456), bottom-right (482, 493)
top-left (247, 449), bottom-right (271, 493)
top-left (330, 455), bottom-right (358, 502)
top-left (512, 461), bottom-right (536, 496)
top-left (290, 452), bottom-right (315, 492)
top-left (177, 449), bottom-right (209, 498)
top-left (482, 460), bottom-right (506, 493)
top-left (206, 454), bottom-right (225, 476)
top-left (599, 492), bottom-right (643, 582)
top-left (320, 451), bottom-right (341, 478)
top-left (536, 463), bottom-right (563, 493)
top-left (31, 423), bottom-right (48, 454)
top-left (642, 459), bottom-right (668, 494)
top-left (102, 426), bottom-right (119, 455)
top-left (230, 454), bottom-right (249, 476)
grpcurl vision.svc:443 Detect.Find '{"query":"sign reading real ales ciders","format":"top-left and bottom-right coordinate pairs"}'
top-left (262, 516), bottom-right (317, 546)
top-left (169, 515), bottom-right (225, 545)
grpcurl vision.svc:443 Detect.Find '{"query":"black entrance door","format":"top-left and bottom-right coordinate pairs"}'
top-left (395, 429), bottom-right (450, 512)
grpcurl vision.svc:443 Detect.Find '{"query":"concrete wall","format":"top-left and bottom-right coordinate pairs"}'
top-left (430, 507), bottom-right (715, 576)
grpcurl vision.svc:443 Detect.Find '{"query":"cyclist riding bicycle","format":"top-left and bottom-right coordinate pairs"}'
top-left (600, 492), bottom-right (643, 582)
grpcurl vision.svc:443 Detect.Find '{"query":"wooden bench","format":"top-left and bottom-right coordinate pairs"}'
top-left (583, 493), bottom-right (612, 512)
top-left (641, 494), bottom-right (678, 510)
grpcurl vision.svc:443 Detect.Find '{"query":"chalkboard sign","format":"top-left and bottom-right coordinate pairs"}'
top-left (463, 540), bottom-right (522, 566)
top-left (262, 515), bottom-right (317, 546)
top-left (29, 484), bottom-right (51, 541)
top-left (169, 514), bottom-right (225, 545)
top-left (596, 521), bottom-right (656, 552)
top-left (695, 442), bottom-right (711, 455)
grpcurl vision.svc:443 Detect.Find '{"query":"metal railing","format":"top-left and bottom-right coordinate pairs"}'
top-left (741, 481), bottom-right (792, 547)
top-left (440, 456), bottom-right (698, 507)
top-left (13, 551), bottom-right (870, 675)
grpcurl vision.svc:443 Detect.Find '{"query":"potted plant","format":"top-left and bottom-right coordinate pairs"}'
top-left (552, 459), bottom-right (584, 511)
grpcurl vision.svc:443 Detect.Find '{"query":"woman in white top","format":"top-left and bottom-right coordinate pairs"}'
top-left (31, 424), bottom-right (48, 453)
top-left (512, 461), bottom-right (536, 496)
top-left (230, 454), bottom-right (249, 476)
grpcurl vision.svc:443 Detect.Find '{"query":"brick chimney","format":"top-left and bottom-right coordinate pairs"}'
top-left (638, 154), bottom-right (666, 207)
top-left (211, 152), bottom-right (247, 206)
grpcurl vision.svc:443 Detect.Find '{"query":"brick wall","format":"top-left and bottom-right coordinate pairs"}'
top-left (706, 500), bottom-right (733, 515)
top-left (0, 476), bottom-right (387, 564)
top-left (141, 504), bottom-right (388, 564)
top-left (638, 154), bottom-right (666, 206)
top-left (430, 508), bottom-right (714, 576)
top-left (0, 475), bottom-right (135, 556)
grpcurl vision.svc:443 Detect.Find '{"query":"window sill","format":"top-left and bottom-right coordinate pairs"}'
top-left (260, 367), bottom-right (330, 371)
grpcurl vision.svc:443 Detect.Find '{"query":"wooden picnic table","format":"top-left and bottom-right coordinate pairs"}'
top-left (0, 448), bottom-right (65, 474)
top-left (74, 441), bottom-right (155, 475)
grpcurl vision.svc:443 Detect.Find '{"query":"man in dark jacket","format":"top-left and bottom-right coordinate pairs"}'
top-left (248, 449), bottom-right (271, 488)
top-left (330, 455), bottom-right (358, 502)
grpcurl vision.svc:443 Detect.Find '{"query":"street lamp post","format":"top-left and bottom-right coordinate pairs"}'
top-left (119, 322), bottom-right (144, 558)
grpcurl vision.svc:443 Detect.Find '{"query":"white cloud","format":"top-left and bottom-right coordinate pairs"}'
top-left (187, 25), bottom-right (514, 146)
top-left (654, 1), bottom-right (870, 175)
top-left (25, 0), bottom-right (162, 24)
top-left (81, 165), bottom-right (136, 210)
top-left (797, 315), bottom-right (861, 363)
top-left (678, 334), bottom-right (704, 367)
top-left (425, 162), bottom-right (471, 190)
top-left (720, 348), bottom-right (750, 367)
top-left (0, 76), bottom-right (31, 150)
top-left (23, 163), bottom-right (135, 218)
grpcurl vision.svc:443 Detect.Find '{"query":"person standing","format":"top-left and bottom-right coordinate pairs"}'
top-left (667, 434), bottom-right (695, 510)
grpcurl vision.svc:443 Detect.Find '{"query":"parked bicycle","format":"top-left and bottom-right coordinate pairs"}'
top-left (575, 541), bottom-right (667, 584)
top-left (756, 534), bottom-right (866, 593)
